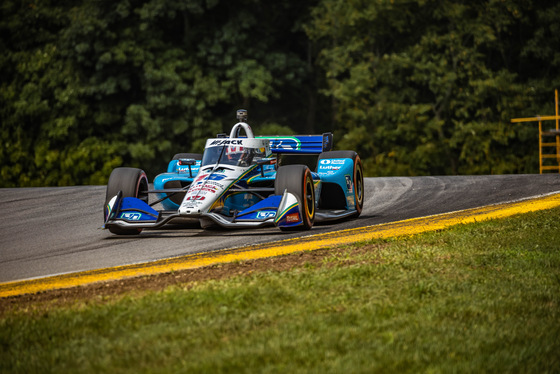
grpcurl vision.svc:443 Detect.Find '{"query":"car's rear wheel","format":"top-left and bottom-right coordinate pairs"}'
top-left (317, 150), bottom-right (364, 216)
top-left (275, 165), bottom-right (315, 230)
top-left (352, 154), bottom-right (364, 216)
top-left (104, 167), bottom-right (149, 235)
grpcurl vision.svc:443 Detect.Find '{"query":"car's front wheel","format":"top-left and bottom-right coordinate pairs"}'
top-left (104, 167), bottom-right (149, 235)
top-left (275, 165), bottom-right (315, 230)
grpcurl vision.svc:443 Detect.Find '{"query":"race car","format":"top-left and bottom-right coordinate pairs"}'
top-left (103, 109), bottom-right (364, 235)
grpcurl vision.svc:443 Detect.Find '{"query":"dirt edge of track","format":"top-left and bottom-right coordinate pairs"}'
top-left (0, 243), bottom-right (384, 315)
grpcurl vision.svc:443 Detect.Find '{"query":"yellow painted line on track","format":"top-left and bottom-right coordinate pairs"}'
top-left (2, 192), bottom-right (560, 298)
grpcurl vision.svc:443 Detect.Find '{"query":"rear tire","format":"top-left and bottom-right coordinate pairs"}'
top-left (352, 154), bottom-right (364, 216)
top-left (104, 167), bottom-right (149, 235)
top-left (317, 151), bottom-right (364, 217)
top-left (275, 165), bottom-right (315, 230)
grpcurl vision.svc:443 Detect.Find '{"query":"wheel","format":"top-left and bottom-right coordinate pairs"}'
top-left (317, 150), bottom-right (364, 217)
top-left (275, 165), bottom-right (315, 230)
top-left (104, 167), bottom-right (149, 235)
top-left (352, 154), bottom-right (364, 216)
top-left (172, 153), bottom-right (202, 161)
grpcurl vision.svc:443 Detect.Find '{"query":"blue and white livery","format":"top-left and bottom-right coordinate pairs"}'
top-left (103, 109), bottom-right (364, 234)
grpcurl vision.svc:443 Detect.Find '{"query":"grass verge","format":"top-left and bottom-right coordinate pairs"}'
top-left (2, 207), bottom-right (560, 373)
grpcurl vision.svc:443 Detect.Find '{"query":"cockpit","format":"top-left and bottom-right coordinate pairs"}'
top-left (201, 144), bottom-right (268, 167)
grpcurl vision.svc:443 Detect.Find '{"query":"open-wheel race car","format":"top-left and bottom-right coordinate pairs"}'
top-left (103, 109), bottom-right (364, 235)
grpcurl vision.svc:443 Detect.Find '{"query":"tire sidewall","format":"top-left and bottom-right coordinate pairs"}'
top-left (301, 168), bottom-right (315, 228)
top-left (105, 167), bottom-right (148, 206)
top-left (275, 164), bottom-right (315, 230)
top-left (353, 155), bottom-right (364, 215)
top-left (104, 167), bottom-right (149, 234)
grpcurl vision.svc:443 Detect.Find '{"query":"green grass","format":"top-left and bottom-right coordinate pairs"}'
top-left (2, 207), bottom-right (560, 373)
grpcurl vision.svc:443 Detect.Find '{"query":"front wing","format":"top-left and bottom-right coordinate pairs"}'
top-left (104, 189), bottom-right (359, 232)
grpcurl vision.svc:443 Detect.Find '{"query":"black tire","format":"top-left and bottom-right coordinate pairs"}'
top-left (275, 165), bottom-right (315, 230)
top-left (352, 154), bottom-right (364, 216)
top-left (317, 151), bottom-right (364, 217)
top-left (104, 167), bottom-right (149, 235)
top-left (172, 153), bottom-right (202, 161)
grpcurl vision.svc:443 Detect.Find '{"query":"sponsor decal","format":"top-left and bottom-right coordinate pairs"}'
top-left (319, 159), bottom-right (345, 165)
top-left (210, 139), bottom-right (244, 146)
top-left (345, 175), bottom-right (353, 193)
top-left (205, 180), bottom-right (225, 188)
top-left (268, 137), bottom-right (300, 150)
top-left (257, 211), bottom-right (276, 219)
top-left (177, 166), bottom-right (194, 174)
top-left (186, 195), bottom-right (205, 201)
top-left (194, 174), bottom-right (207, 183)
top-left (190, 190), bottom-right (208, 195)
top-left (182, 199), bottom-right (204, 207)
top-left (207, 173), bottom-right (227, 181)
top-left (190, 185), bottom-right (218, 194)
top-left (286, 213), bottom-right (300, 223)
top-left (121, 212), bottom-right (141, 221)
top-left (194, 173), bottom-right (227, 184)
top-left (318, 165), bottom-right (341, 171)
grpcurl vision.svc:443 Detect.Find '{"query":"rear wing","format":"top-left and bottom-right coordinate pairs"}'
top-left (257, 133), bottom-right (333, 155)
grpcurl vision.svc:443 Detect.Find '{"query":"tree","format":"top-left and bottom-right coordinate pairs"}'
top-left (2, 0), bottom-right (560, 186)
top-left (1, 0), bottom-right (318, 186)
top-left (0, 0), bottom-right (105, 186)
top-left (305, 0), bottom-right (556, 176)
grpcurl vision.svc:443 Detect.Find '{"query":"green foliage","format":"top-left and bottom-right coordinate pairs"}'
top-left (1, 0), bottom-right (559, 185)
top-left (306, 0), bottom-right (558, 176)
top-left (1, 0), bottom-right (313, 186)
top-left (258, 122), bottom-right (296, 136)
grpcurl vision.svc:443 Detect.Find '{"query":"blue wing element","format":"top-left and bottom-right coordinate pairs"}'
top-left (236, 195), bottom-right (282, 220)
top-left (258, 133), bottom-right (332, 154)
top-left (107, 197), bottom-right (159, 224)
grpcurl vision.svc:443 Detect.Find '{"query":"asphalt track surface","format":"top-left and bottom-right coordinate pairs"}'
top-left (1, 174), bottom-right (560, 283)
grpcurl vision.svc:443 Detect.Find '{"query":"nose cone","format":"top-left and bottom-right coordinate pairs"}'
top-left (178, 171), bottom-right (231, 215)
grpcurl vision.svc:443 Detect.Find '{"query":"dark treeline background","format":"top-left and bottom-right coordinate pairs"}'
top-left (1, 0), bottom-right (559, 187)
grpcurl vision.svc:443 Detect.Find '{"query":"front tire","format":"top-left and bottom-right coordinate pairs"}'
top-left (275, 165), bottom-right (315, 230)
top-left (104, 167), bottom-right (149, 235)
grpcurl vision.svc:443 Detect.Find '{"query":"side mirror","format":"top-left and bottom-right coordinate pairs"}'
top-left (256, 157), bottom-right (276, 166)
top-left (255, 157), bottom-right (277, 177)
top-left (178, 158), bottom-right (197, 177)
top-left (178, 158), bottom-right (196, 166)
